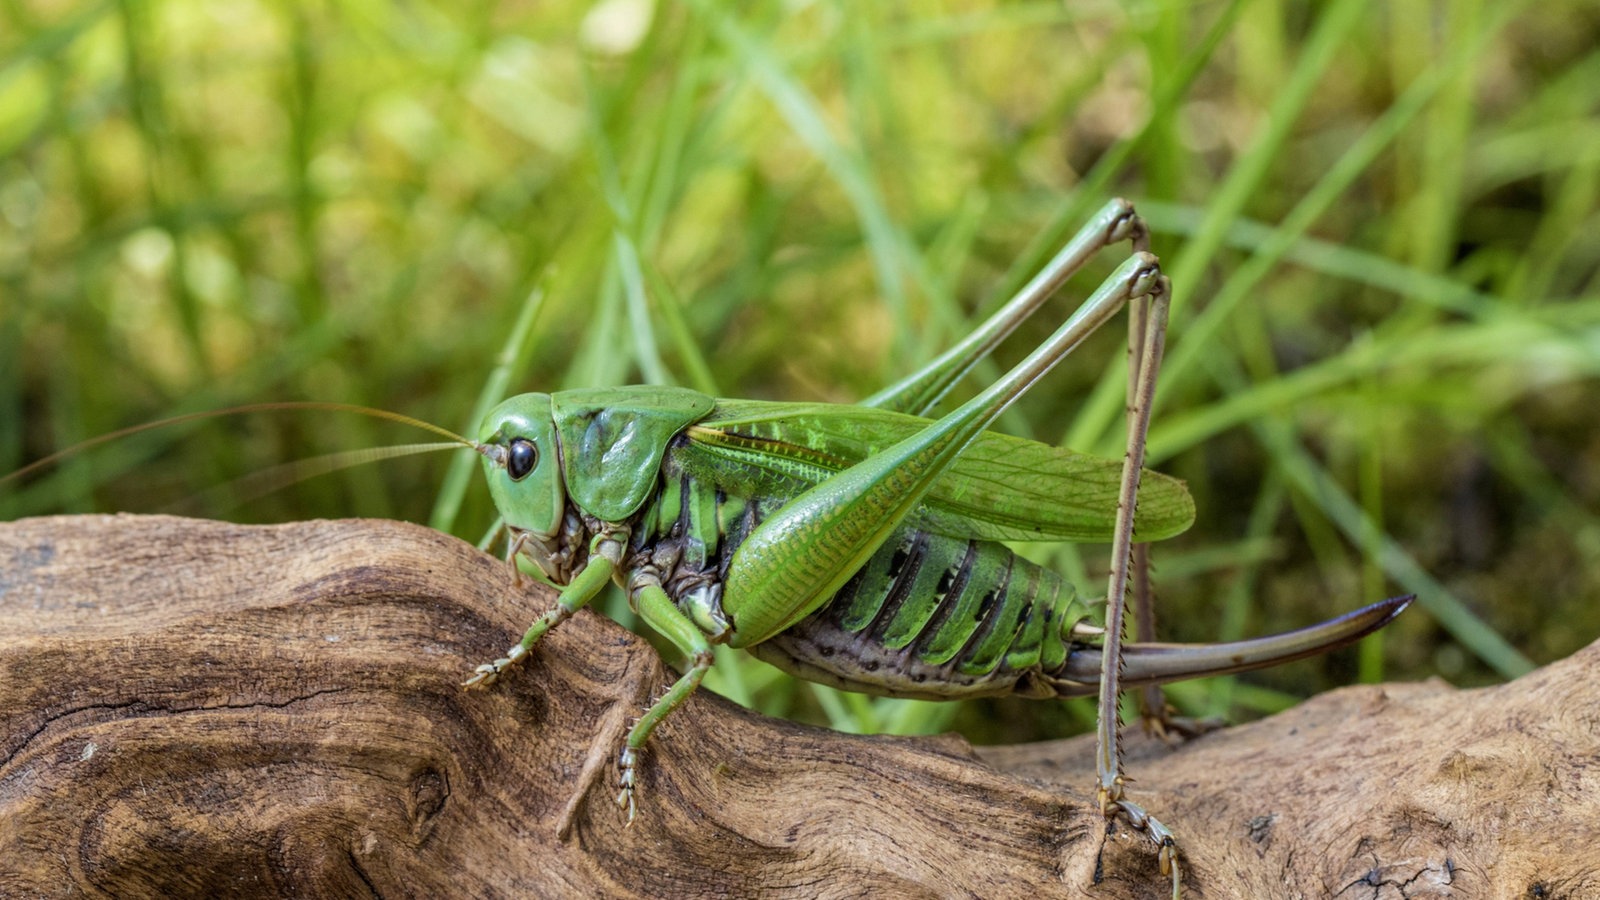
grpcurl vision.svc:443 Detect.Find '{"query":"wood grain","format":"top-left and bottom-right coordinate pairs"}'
top-left (2, 515), bottom-right (1595, 898)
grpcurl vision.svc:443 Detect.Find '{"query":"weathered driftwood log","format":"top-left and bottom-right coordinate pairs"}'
top-left (1, 515), bottom-right (1595, 898)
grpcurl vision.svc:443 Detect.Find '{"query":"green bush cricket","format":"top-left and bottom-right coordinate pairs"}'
top-left (458, 199), bottom-right (1411, 897)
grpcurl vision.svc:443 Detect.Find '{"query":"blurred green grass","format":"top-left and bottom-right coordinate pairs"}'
top-left (3, 1), bottom-right (1598, 743)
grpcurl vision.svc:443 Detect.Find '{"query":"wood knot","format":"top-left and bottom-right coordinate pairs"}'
top-left (408, 766), bottom-right (450, 833)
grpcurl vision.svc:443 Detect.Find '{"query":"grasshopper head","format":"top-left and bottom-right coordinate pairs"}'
top-left (477, 393), bottom-right (565, 539)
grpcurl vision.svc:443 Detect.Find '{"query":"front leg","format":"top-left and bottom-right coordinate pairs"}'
top-left (462, 529), bottom-right (625, 688)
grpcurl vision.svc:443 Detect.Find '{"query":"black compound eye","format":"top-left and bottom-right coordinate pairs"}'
top-left (507, 438), bottom-right (538, 481)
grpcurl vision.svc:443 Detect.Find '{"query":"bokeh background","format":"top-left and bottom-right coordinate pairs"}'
top-left (4, 1), bottom-right (1598, 742)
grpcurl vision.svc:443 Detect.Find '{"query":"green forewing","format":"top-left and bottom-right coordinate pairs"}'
top-left (684, 399), bottom-right (1194, 543)
top-left (551, 386), bottom-right (716, 522)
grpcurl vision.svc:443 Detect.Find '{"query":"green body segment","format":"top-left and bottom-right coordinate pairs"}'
top-left (478, 393), bottom-right (566, 537)
top-left (688, 400), bottom-right (1195, 545)
top-left (478, 386), bottom-right (717, 537)
top-left (633, 426), bottom-right (1092, 700)
top-left (550, 387), bottom-right (714, 522)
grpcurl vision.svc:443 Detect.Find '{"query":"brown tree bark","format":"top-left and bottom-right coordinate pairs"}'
top-left (1, 515), bottom-right (1595, 899)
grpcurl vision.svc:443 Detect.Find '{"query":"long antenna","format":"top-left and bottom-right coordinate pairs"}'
top-left (163, 442), bottom-right (472, 515)
top-left (1, 402), bottom-right (478, 490)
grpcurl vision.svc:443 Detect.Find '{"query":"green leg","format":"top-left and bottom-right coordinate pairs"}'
top-left (617, 579), bottom-right (714, 823)
top-left (462, 547), bottom-right (618, 689)
top-left (723, 253), bottom-right (1166, 649)
top-left (864, 198), bottom-right (1150, 416)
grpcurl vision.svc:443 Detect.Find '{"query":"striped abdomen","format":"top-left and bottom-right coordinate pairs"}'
top-left (635, 447), bottom-right (1096, 701)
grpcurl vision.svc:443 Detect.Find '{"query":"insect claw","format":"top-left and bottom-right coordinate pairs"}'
top-left (1104, 797), bottom-right (1182, 898)
top-left (616, 747), bottom-right (640, 824)
top-left (461, 647), bottom-right (524, 689)
top-left (460, 663), bottom-right (499, 689)
top-left (1159, 839), bottom-right (1181, 900)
